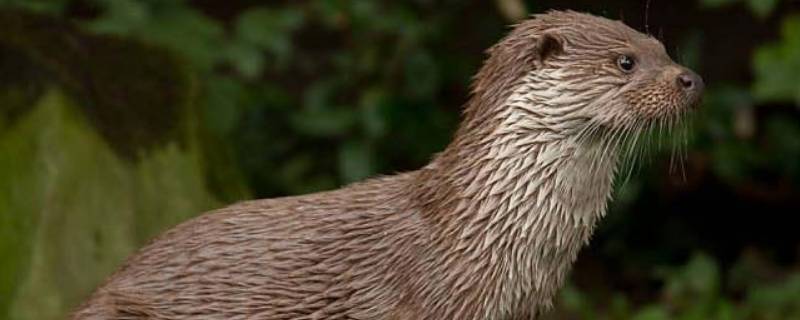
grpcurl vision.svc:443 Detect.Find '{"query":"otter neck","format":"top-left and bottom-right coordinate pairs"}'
top-left (417, 69), bottom-right (620, 240)
top-left (412, 76), bottom-right (620, 315)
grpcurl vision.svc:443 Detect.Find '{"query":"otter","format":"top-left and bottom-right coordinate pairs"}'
top-left (73, 11), bottom-right (703, 320)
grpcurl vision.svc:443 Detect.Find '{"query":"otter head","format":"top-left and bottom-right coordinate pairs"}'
top-left (424, 11), bottom-right (705, 229)
top-left (466, 10), bottom-right (704, 144)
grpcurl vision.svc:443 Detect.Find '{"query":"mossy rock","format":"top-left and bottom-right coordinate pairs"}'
top-left (0, 90), bottom-right (223, 320)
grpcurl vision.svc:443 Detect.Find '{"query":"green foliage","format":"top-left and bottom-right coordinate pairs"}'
top-left (87, 0), bottom-right (226, 70)
top-left (693, 83), bottom-right (800, 185)
top-left (700, 0), bottom-right (780, 17)
top-left (232, 7), bottom-right (304, 75)
top-left (753, 15), bottom-right (800, 103)
top-left (0, 0), bottom-right (67, 14)
top-left (744, 274), bottom-right (800, 319)
top-left (554, 253), bottom-right (800, 320)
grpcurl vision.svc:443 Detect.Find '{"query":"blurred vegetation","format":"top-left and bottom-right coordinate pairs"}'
top-left (549, 252), bottom-right (800, 319)
top-left (0, 0), bottom-right (798, 319)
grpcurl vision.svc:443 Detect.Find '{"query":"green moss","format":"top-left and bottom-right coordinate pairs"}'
top-left (0, 90), bottom-right (221, 320)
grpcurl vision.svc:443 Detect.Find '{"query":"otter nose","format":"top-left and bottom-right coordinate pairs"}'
top-left (677, 71), bottom-right (704, 93)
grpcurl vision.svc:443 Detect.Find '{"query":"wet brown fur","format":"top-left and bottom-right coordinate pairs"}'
top-left (73, 11), bottom-right (703, 320)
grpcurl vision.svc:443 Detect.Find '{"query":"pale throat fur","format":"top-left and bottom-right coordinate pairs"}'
top-left (413, 71), bottom-right (619, 317)
top-left (409, 14), bottom-right (656, 317)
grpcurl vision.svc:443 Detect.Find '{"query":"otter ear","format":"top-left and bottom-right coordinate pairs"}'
top-left (534, 33), bottom-right (563, 62)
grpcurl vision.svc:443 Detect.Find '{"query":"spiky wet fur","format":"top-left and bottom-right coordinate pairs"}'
top-left (73, 11), bottom-right (701, 320)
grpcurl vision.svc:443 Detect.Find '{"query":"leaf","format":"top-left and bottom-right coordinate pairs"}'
top-left (746, 274), bottom-right (800, 318)
top-left (557, 284), bottom-right (596, 318)
top-left (764, 116), bottom-right (800, 181)
top-left (225, 42), bottom-right (265, 79)
top-left (359, 88), bottom-right (388, 138)
top-left (0, 0), bottom-right (69, 14)
top-left (142, 5), bottom-right (226, 70)
top-left (85, 0), bottom-right (149, 34)
top-left (303, 80), bottom-right (337, 111)
top-left (234, 7), bottom-right (304, 68)
top-left (710, 141), bottom-right (757, 183)
top-left (290, 108), bottom-right (357, 137)
top-left (747, 0), bottom-right (779, 17)
top-left (699, 0), bottom-right (777, 18)
top-left (752, 16), bottom-right (800, 104)
top-left (699, 0), bottom-right (741, 8)
top-left (632, 305), bottom-right (671, 320)
top-left (338, 141), bottom-right (374, 183)
top-left (237, 7), bottom-right (304, 46)
top-left (291, 81), bottom-right (358, 136)
top-left (713, 300), bottom-right (738, 320)
top-left (663, 252), bottom-right (721, 303)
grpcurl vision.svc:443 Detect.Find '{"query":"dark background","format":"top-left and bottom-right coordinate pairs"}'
top-left (1, 0), bottom-right (799, 319)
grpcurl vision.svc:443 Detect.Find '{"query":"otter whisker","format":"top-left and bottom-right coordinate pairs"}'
top-left (597, 124), bottom-right (624, 172)
top-left (673, 111), bottom-right (692, 180)
top-left (668, 112), bottom-right (681, 175)
top-left (619, 120), bottom-right (645, 185)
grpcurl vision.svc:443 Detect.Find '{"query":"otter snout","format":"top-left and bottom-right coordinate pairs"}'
top-left (676, 68), bottom-right (704, 106)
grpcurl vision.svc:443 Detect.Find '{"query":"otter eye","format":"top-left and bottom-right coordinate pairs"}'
top-left (617, 55), bottom-right (636, 72)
